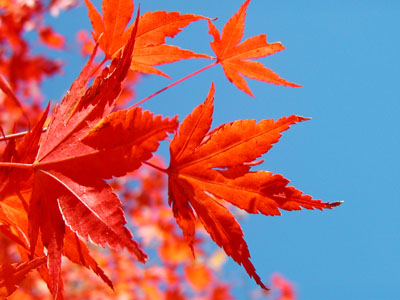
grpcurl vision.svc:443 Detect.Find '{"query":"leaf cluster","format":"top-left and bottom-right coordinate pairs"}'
top-left (0, 0), bottom-right (340, 298)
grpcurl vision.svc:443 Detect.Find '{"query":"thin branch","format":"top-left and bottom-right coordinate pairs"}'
top-left (132, 61), bottom-right (218, 108)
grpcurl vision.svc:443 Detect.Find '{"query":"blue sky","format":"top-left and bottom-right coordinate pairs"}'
top-left (41, 0), bottom-right (400, 299)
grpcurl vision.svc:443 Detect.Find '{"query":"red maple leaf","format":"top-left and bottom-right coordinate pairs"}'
top-left (39, 26), bottom-right (65, 49)
top-left (0, 13), bottom-right (178, 297)
top-left (167, 83), bottom-right (341, 289)
top-left (0, 257), bottom-right (46, 297)
top-left (208, 0), bottom-right (300, 96)
top-left (0, 0), bottom-right (342, 297)
top-left (85, 0), bottom-right (211, 77)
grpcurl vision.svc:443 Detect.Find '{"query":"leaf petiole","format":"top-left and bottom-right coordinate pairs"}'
top-left (0, 127), bottom-right (47, 142)
top-left (143, 161), bottom-right (167, 174)
top-left (132, 61), bottom-right (218, 107)
top-left (0, 162), bottom-right (33, 169)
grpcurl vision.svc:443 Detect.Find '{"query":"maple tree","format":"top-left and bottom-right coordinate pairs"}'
top-left (0, 0), bottom-right (341, 299)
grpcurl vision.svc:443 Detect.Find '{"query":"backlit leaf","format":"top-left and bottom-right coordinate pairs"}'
top-left (208, 0), bottom-right (300, 96)
top-left (167, 84), bottom-right (341, 289)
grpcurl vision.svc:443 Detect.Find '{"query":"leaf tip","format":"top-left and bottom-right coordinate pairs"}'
top-left (331, 200), bottom-right (344, 207)
top-left (190, 245), bottom-right (196, 260)
top-left (323, 200), bottom-right (343, 210)
top-left (297, 116), bottom-right (311, 122)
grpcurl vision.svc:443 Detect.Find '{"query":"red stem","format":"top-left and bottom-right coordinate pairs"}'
top-left (0, 162), bottom-right (33, 169)
top-left (132, 61), bottom-right (218, 107)
top-left (0, 62), bottom-right (218, 143)
top-left (143, 161), bottom-right (167, 174)
top-left (0, 127), bottom-right (47, 142)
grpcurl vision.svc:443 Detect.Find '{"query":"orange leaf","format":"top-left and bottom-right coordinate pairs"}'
top-left (131, 44), bottom-right (210, 78)
top-left (0, 191), bottom-right (66, 299)
top-left (0, 257), bottom-right (46, 297)
top-left (271, 273), bottom-right (296, 300)
top-left (167, 84), bottom-right (341, 290)
top-left (76, 30), bottom-right (97, 56)
top-left (129, 10), bottom-right (211, 76)
top-left (39, 26), bottom-right (65, 49)
top-left (134, 10), bottom-right (208, 48)
top-left (165, 289), bottom-right (186, 300)
top-left (160, 239), bottom-right (193, 265)
top-left (24, 16), bottom-right (175, 297)
top-left (85, 0), bottom-right (133, 57)
top-left (185, 263), bottom-right (211, 291)
top-left (0, 103), bottom-right (49, 200)
top-left (208, 0), bottom-right (300, 96)
top-left (0, 75), bottom-right (23, 113)
top-left (63, 229), bottom-right (113, 290)
top-left (211, 285), bottom-right (233, 300)
top-left (85, 0), bottom-right (211, 76)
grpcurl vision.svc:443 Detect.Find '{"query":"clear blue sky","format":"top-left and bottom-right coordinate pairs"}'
top-left (42, 0), bottom-right (400, 299)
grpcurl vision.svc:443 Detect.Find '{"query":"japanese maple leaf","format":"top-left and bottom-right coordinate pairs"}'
top-left (167, 84), bottom-right (341, 289)
top-left (185, 263), bottom-right (211, 292)
top-left (208, 0), bottom-right (300, 96)
top-left (0, 103), bottom-right (49, 201)
top-left (0, 257), bottom-right (46, 297)
top-left (84, 0), bottom-right (135, 56)
top-left (18, 15), bottom-right (178, 297)
top-left (1, 191), bottom-right (114, 294)
top-left (0, 75), bottom-right (25, 118)
top-left (0, 100), bottom-right (113, 295)
top-left (271, 273), bottom-right (296, 300)
top-left (85, 0), bottom-right (210, 77)
top-left (39, 26), bottom-right (65, 49)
